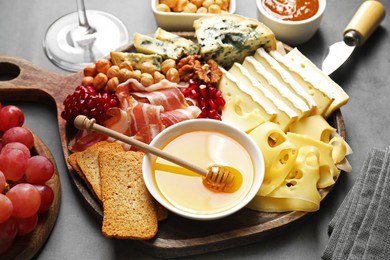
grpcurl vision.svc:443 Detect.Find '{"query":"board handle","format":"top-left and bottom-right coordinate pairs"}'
top-left (343, 0), bottom-right (386, 46)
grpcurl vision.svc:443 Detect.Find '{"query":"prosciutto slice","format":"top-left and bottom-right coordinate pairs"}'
top-left (69, 78), bottom-right (201, 152)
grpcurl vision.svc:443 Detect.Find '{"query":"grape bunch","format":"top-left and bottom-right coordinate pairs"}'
top-left (0, 103), bottom-right (55, 255)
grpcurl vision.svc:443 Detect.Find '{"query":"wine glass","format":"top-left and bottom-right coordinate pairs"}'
top-left (43, 0), bottom-right (129, 72)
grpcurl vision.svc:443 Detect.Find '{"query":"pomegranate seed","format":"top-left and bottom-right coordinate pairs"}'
top-left (199, 84), bottom-right (208, 97)
top-left (208, 109), bottom-right (218, 118)
top-left (208, 99), bottom-right (217, 110)
top-left (215, 96), bottom-right (226, 107)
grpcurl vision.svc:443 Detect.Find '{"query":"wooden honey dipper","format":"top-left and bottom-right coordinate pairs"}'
top-left (74, 115), bottom-right (238, 193)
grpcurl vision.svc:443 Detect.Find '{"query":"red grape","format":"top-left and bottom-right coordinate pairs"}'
top-left (0, 148), bottom-right (28, 182)
top-left (0, 171), bottom-right (5, 193)
top-left (1, 142), bottom-right (31, 159)
top-left (0, 105), bottom-right (24, 132)
top-left (0, 217), bottom-right (17, 243)
top-left (25, 156), bottom-right (54, 184)
top-left (34, 185), bottom-right (54, 214)
top-left (0, 194), bottom-right (13, 223)
top-left (6, 184), bottom-right (41, 219)
top-left (15, 214), bottom-right (38, 236)
top-left (1, 127), bottom-right (34, 150)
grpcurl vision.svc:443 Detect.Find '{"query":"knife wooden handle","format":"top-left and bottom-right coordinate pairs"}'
top-left (343, 0), bottom-right (386, 46)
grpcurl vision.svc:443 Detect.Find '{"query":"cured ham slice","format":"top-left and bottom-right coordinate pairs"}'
top-left (70, 78), bottom-right (201, 152)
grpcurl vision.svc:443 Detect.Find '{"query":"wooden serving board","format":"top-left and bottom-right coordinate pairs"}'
top-left (0, 38), bottom-right (346, 257)
top-left (1, 130), bottom-right (61, 259)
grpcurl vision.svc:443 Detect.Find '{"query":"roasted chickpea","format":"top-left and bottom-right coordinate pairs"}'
top-left (173, 0), bottom-right (189, 12)
top-left (153, 71), bottom-right (166, 83)
top-left (166, 68), bottom-right (180, 83)
top-left (208, 4), bottom-right (221, 13)
top-left (183, 3), bottom-right (197, 12)
top-left (190, 0), bottom-right (203, 8)
top-left (160, 0), bottom-right (177, 8)
top-left (156, 3), bottom-right (171, 12)
top-left (140, 62), bottom-right (158, 74)
top-left (83, 64), bottom-right (97, 77)
top-left (140, 73), bottom-right (154, 87)
top-left (202, 0), bottom-right (214, 8)
top-left (161, 59), bottom-right (176, 75)
top-left (95, 59), bottom-right (112, 74)
top-left (106, 77), bottom-right (119, 92)
top-left (197, 6), bottom-right (208, 13)
top-left (93, 73), bottom-right (108, 90)
top-left (215, 0), bottom-right (229, 10)
top-left (106, 65), bottom-right (120, 79)
top-left (81, 76), bottom-right (94, 87)
top-left (119, 61), bottom-right (133, 71)
top-left (118, 68), bottom-right (132, 82)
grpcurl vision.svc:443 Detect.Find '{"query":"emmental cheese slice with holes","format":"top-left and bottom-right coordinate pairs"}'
top-left (286, 132), bottom-right (340, 188)
top-left (243, 56), bottom-right (311, 120)
top-left (218, 68), bottom-right (272, 132)
top-left (247, 146), bottom-right (321, 212)
top-left (270, 50), bottom-right (334, 116)
top-left (229, 63), bottom-right (298, 131)
top-left (248, 122), bottom-right (297, 196)
top-left (283, 48), bottom-right (349, 118)
top-left (193, 14), bottom-right (276, 69)
top-left (253, 48), bottom-right (317, 115)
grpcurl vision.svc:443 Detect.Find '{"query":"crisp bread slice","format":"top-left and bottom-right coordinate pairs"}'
top-left (99, 151), bottom-right (158, 240)
top-left (76, 141), bottom-right (124, 202)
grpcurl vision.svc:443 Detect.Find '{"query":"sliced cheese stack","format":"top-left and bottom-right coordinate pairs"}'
top-left (247, 119), bottom-right (352, 212)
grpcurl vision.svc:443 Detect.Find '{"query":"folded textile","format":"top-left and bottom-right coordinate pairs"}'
top-left (322, 147), bottom-right (390, 260)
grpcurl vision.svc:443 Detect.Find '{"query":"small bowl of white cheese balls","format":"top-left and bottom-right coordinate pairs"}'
top-left (151, 0), bottom-right (236, 31)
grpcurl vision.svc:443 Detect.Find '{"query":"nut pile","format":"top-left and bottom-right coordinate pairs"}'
top-left (157, 0), bottom-right (230, 14)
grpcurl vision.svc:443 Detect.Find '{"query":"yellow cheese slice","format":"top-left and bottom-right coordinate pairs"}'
top-left (249, 122), bottom-right (297, 196)
top-left (228, 63), bottom-right (298, 131)
top-left (289, 115), bottom-right (336, 143)
top-left (284, 48), bottom-right (349, 118)
top-left (270, 50), bottom-right (334, 116)
top-left (218, 68), bottom-right (267, 132)
top-left (243, 56), bottom-right (311, 120)
top-left (254, 48), bottom-right (317, 114)
top-left (247, 146), bottom-right (321, 212)
top-left (286, 132), bottom-right (339, 188)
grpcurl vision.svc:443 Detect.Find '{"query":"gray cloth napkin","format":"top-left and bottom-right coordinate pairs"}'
top-left (322, 147), bottom-right (390, 260)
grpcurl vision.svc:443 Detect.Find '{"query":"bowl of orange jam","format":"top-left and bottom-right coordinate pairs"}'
top-left (142, 119), bottom-right (265, 220)
top-left (256, 0), bottom-right (326, 45)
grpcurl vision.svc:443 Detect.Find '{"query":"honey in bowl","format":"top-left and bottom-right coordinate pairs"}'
top-left (152, 130), bottom-right (254, 215)
top-left (262, 0), bottom-right (319, 21)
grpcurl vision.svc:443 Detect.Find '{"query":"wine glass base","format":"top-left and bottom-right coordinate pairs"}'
top-left (43, 10), bottom-right (129, 72)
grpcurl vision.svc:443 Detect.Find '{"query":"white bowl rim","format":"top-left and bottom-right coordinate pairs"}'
top-left (256, 0), bottom-right (326, 25)
top-left (142, 119), bottom-right (265, 221)
top-left (151, 0), bottom-right (236, 16)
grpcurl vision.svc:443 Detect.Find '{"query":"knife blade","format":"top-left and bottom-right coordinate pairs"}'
top-left (322, 0), bottom-right (386, 75)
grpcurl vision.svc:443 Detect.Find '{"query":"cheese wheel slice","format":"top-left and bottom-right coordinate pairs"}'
top-left (284, 48), bottom-right (349, 118)
top-left (229, 63), bottom-right (298, 131)
top-left (254, 48), bottom-right (317, 114)
top-left (249, 122), bottom-right (297, 196)
top-left (270, 50), bottom-right (334, 116)
top-left (218, 68), bottom-right (269, 132)
top-left (243, 56), bottom-right (311, 120)
top-left (247, 146), bottom-right (321, 212)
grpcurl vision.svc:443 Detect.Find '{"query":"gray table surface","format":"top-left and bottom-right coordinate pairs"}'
top-left (1, 0), bottom-right (389, 259)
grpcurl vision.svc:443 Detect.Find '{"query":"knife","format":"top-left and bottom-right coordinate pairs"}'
top-left (321, 0), bottom-right (386, 75)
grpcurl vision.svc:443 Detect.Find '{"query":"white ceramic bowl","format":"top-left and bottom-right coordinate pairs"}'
top-left (151, 0), bottom-right (236, 31)
top-left (256, 0), bottom-right (326, 46)
top-left (142, 119), bottom-right (264, 221)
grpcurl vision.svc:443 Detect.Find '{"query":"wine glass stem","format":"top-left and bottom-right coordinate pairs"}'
top-left (76, 0), bottom-right (94, 33)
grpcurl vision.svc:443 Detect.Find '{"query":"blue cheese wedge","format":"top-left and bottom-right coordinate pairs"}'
top-left (193, 14), bottom-right (276, 69)
top-left (110, 52), bottom-right (162, 70)
top-left (133, 32), bottom-right (183, 60)
top-left (153, 28), bottom-right (199, 56)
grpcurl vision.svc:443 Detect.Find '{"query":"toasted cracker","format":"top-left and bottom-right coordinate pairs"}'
top-left (76, 141), bottom-right (124, 201)
top-left (99, 151), bottom-right (158, 240)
